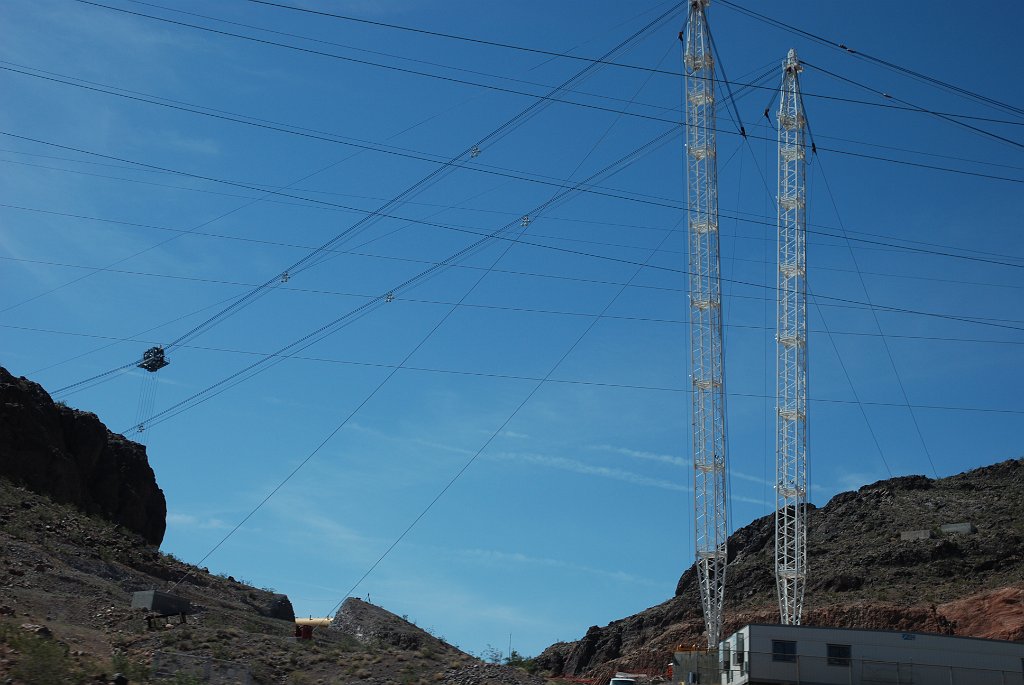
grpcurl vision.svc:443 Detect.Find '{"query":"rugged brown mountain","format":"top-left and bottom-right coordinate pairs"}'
top-left (0, 476), bottom-right (301, 683)
top-left (536, 459), bottom-right (1024, 680)
top-left (0, 371), bottom-right (544, 684)
top-left (0, 476), bottom-right (548, 684)
top-left (0, 366), bottom-right (166, 545)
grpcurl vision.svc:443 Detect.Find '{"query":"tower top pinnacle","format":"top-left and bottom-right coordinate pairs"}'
top-left (785, 48), bottom-right (803, 74)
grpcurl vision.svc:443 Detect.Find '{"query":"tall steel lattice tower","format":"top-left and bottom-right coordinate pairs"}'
top-left (683, 0), bottom-right (729, 647)
top-left (775, 48), bottom-right (809, 626)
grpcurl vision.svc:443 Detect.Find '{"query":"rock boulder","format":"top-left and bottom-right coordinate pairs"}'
top-left (0, 366), bottom-right (166, 545)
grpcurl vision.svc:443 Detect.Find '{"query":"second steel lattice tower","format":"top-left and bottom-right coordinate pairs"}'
top-left (775, 48), bottom-right (809, 626)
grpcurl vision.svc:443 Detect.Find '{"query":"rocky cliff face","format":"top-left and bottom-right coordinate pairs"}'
top-left (0, 366), bottom-right (166, 545)
top-left (332, 597), bottom-right (466, 656)
top-left (536, 459), bottom-right (1024, 680)
top-left (330, 599), bottom-right (546, 685)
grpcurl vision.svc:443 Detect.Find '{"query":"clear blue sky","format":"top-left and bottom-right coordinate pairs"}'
top-left (1, 0), bottom-right (1022, 658)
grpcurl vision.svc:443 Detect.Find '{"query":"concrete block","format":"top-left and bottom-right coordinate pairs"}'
top-left (674, 650), bottom-right (719, 685)
top-left (900, 529), bottom-right (933, 541)
top-left (940, 522), bottom-right (976, 535)
top-left (131, 590), bottom-right (191, 615)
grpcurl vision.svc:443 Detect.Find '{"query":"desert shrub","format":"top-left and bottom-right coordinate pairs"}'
top-left (2, 626), bottom-right (74, 685)
top-left (157, 673), bottom-right (204, 685)
top-left (111, 651), bottom-right (150, 681)
top-left (400, 664), bottom-right (422, 684)
top-left (507, 650), bottom-right (538, 674)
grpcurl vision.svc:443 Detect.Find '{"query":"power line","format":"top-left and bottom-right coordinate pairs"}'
top-left (31, 204), bottom-right (1023, 406)
top-left (169, 178), bottom-right (538, 596)
top-left (11, 305), bottom-right (1024, 357)
top-left (716, 0), bottom-right (1024, 121)
top-left (813, 155), bottom-right (939, 478)
top-left (12, 6), bottom-right (1011, 565)
top-left (24, 291), bottom-right (248, 379)
top-left (56, 122), bottom-right (683, 403)
top-left (0, 61), bottom-right (680, 165)
top-left (68, 0), bottom-right (692, 128)
top-left (9, 0), bottom-right (687, 366)
top-left (3, 96), bottom-right (1017, 220)
top-left (41, 207), bottom-right (1024, 348)
top-left (8, 143), bottom-right (1024, 268)
top-left (128, 7), bottom-right (1022, 595)
top-left (231, 0), bottom-right (676, 75)
top-left (55, 3), bottom-right (1024, 139)
top-left (108, 207), bottom-right (1024, 418)
top-left (10, 42), bottom-right (1020, 173)
top-left (0, 59), bottom-right (806, 181)
top-left (238, 0), bottom-right (1024, 126)
top-left (10, 322), bottom-right (1024, 415)
top-left (0, 18), bottom-right (695, 323)
top-left (322, 125), bottom-right (682, 617)
top-left (813, 288), bottom-right (895, 478)
top-left (167, 54), bottom-right (678, 590)
top-left (5, 61), bottom-right (1022, 227)
top-left (41, 47), bottom-right (978, 158)
top-left (803, 61), bottom-right (1024, 151)
top-left (46, 3), bottom-right (681, 118)
top-left (0, 70), bottom-right (503, 317)
top-left (8, 22), bottom-right (1015, 411)
top-left (6, 135), bottom-right (1024, 273)
top-left (9, 179), bottom-right (1024, 391)
top-left (9, 186), bottom-right (1024, 281)
top-left (7, 148), bottom-right (1024, 276)
top-left (49, 0), bottom-right (1015, 614)
top-left (96, 180), bottom-right (1024, 436)
top-left (10, 248), bottom-right (1024, 334)
top-left (14, 202), bottom-right (1024, 389)
top-left (0, 152), bottom-right (373, 316)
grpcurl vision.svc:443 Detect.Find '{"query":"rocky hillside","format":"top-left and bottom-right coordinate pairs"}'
top-left (536, 460), bottom-right (1024, 681)
top-left (333, 598), bottom-right (466, 657)
top-left (0, 369), bottom-right (546, 684)
top-left (0, 366), bottom-right (166, 545)
top-left (0, 476), bottom-right (301, 683)
top-left (0, 478), bottom-right (547, 684)
top-left (331, 599), bottom-right (546, 685)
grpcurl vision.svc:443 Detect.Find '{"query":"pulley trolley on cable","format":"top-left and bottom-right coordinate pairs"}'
top-left (138, 346), bottom-right (169, 372)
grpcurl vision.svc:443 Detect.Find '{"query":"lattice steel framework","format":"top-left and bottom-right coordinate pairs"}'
top-left (775, 48), bottom-right (809, 626)
top-left (683, 0), bottom-right (728, 647)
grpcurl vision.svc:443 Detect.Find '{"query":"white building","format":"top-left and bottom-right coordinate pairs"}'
top-left (674, 623), bottom-right (1024, 685)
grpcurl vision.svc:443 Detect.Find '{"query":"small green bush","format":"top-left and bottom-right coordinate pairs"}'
top-left (111, 651), bottom-right (151, 681)
top-left (0, 626), bottom-right (74, 685)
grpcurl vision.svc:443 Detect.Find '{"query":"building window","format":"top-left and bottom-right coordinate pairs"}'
top-left (827, 643), bottom-right (852, 667)
top-left (772, 640), bottom-right (797, 663)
